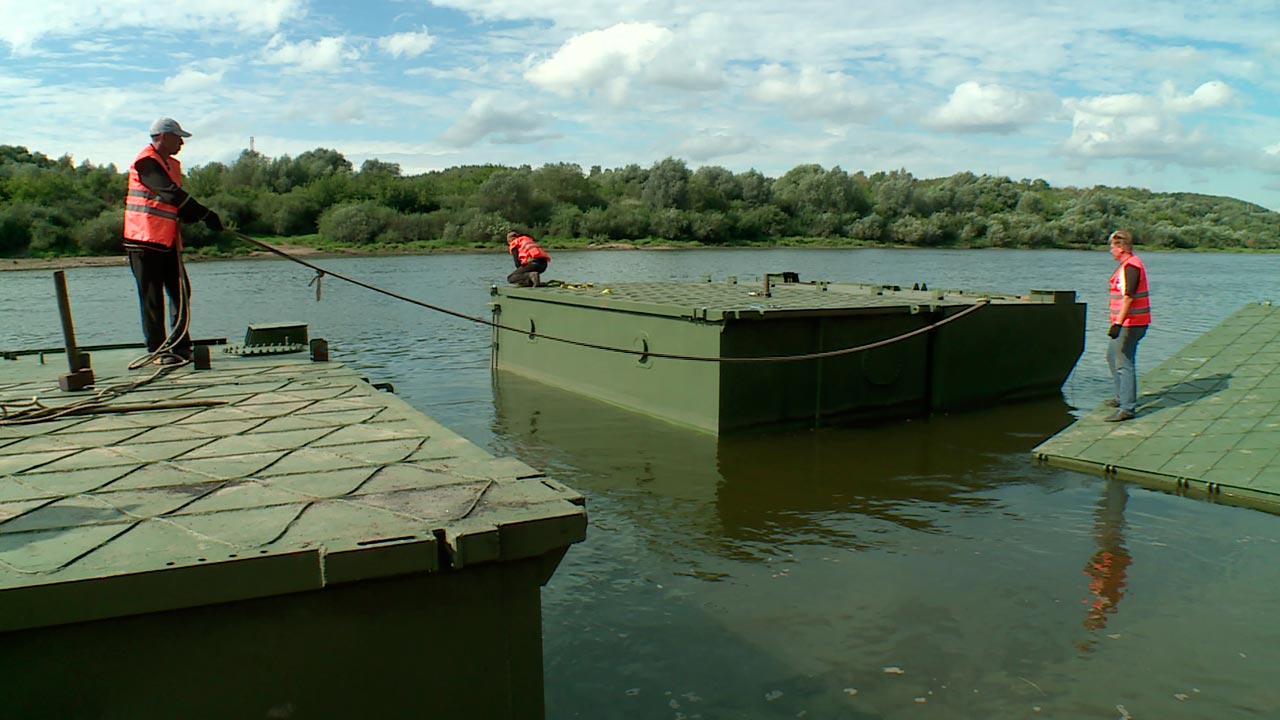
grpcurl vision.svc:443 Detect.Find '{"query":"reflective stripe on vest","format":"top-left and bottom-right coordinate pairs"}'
top-left (124, 146), bottom-right (182, 250)
top-left (1109, 255), bottom-right (1151, 326)
top-left (508, 235), bottom-right (549, 265)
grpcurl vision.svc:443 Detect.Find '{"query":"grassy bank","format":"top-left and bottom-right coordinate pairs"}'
top-left (8, 233), bottom-right (1279, 273)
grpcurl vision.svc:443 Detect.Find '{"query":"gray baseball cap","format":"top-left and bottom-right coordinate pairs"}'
top-left (149, 117), bottom-right (191, 138)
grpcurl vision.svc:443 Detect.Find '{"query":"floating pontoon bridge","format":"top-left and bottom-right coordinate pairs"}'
top-left (1035, 301), bottom-right (1280, 513)
top-left (491, 275), bottom-right (1087, 433)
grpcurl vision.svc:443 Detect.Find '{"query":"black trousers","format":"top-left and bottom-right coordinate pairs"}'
top-left (507, 257), bottom-right (548, 286)
top-left (127, 248), bottom-right (191, 357)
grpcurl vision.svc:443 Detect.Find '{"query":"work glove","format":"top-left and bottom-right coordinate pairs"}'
top-left (1108, 324), bottom-right (1122, 339)
top-left (204, 211), bottom-right (224, 232)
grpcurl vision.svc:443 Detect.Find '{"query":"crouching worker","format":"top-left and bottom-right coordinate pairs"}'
top-left (506, 230), bottom-right (549, 287)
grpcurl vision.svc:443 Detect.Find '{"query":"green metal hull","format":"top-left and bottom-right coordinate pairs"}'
top-left (2, 560), bottom-right (553, 719)
top-left (492, 280), bottom-right (1085, 434)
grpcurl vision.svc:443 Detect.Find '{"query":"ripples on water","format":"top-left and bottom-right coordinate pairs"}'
top-left (5, 248), bottom-right (1280, 718)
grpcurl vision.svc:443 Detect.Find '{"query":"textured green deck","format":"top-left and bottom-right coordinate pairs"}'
top-left (509, 279), bottom-right (1066, 320)
top-left (1033, 302), bottom-right (1280, 511)
top-left (0, 347), bottom-right (585, 632)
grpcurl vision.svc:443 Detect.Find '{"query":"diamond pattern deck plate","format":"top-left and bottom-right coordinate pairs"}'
top-left (1034, 302), bottom-right (1280, 513)
top-left (501, 279), bottom-right (1057, 319)
top-left (0, 347), bottom-right (585, 632)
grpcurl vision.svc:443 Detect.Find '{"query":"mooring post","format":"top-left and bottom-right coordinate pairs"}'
top-left (53, 270), bottom-right (95, 391)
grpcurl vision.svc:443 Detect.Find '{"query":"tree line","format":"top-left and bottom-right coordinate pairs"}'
top-left (1, 143), bottom-right (1277, 258)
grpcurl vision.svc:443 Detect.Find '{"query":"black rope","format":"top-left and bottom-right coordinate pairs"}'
top-left (232, 231), bottom-right (988, 363)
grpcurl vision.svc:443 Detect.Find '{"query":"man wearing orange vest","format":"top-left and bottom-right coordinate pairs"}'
top-left (1104, 229), bottom-right (1150, 422)
top-left (506, 230), bottom-right (550, 287)
top-left (123, 117), bottom-right (223, 365)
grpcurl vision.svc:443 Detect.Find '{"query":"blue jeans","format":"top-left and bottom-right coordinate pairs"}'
top-left (1106, 325), bottom-right (1147, 412)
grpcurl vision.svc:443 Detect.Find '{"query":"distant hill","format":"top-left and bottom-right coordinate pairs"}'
top-left (2, 144), bottom-right (1277, 258)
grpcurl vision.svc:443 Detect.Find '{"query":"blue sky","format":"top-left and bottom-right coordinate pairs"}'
top-left (3, 1), bottom-right (1279, 210)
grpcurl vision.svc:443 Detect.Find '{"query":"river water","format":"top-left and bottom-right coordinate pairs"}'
top-left (4, 248), bottom-right (1280, 719)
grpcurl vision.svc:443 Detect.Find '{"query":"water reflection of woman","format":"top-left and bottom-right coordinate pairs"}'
top-left (1082, 479), bottom-right (1132, 634)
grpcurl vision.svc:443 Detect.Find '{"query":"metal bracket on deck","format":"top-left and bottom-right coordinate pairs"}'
top-left (762, 271), bottom-right (799, 297)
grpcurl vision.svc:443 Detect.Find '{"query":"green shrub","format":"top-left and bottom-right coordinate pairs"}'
top-left (74, 209), bottom-right (124, 255)
top-left (736, 205), bottom-right (787, 240)
top-left (205, 192), bottom-right (258, 234)
top-left (688, 210), bottom-right (731, 243)
top-left (389, 212), bottom-right (444, 243)
top-left (318, 201), bottom-right (401, 245)
top-left (846, 213), bottom-right (886, 243)
top-left (0, 201), bottom-right (74, 256)
top-left (443, 209), bottom-right (509, 245)
top-left (257, 189), bottom-right (322, 236)
top-left (546, 204), bottom-right (583, 238)
top-left (649, 208), bottom-right (690, 241)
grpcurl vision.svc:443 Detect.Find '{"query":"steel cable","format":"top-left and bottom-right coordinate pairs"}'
top-left (232, 231), bottom-right (989, 363)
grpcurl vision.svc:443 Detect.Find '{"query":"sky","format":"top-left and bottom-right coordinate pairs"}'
top-left (3, 1), bottom-right (1279, 210)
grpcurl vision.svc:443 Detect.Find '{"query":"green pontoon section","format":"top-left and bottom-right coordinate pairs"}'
top-left (491, 279), bottom-right (1086, 433)
top-left (0, 346), bottom-right (585, 719)
top-left (1033, 301), bottom-right (1280, 514)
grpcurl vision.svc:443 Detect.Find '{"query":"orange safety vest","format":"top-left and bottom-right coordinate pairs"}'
top-left (508, 234), bottom-right (550, 265)
top-left (124, 145), bottom-right (182, 251)
top-left (1109, 255), bottom-right (1150, 326)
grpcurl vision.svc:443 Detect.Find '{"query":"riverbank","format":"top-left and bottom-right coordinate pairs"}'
top-left (2, 243), bottom-right (366, 272)
top-left (0, 240), bottom-right (699, 273)
top-left (7, 237), bottom-right (1275, 273)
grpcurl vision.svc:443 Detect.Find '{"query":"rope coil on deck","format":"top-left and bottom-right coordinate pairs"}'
top-left (232, 231), bottom-right (990, 364)
top-left (0, 366), bottom-right (223, 426)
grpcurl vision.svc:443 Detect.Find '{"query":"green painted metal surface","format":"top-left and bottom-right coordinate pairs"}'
top-left (492, 278), bottom-right (1086, 433)
top-left (3, 558), bottom-right (555, 719)
top-left (244, 321), bottom-right (309, 346)
top-left (930, 298), bottom-right (1087, 410)
top-left (1033, 301), bottom-right (1280, 513)
top-left (0, 347), bottom-right (586, 633)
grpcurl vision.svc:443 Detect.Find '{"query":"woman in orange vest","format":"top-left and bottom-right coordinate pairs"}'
top-left (506, 230), bottom-right (550, 287)
top-left (1104, 229), bottom-right (1151, 421)
top-left (123, 118), bottom-right (223, 365)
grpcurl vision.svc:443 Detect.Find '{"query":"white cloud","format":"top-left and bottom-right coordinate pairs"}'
top-left (327, 97), bottom-right (368, 123)
top-left (676, 130), bottom-right (757, 162)
top-left (1063, 105), bottom-right (1183, 160)
top-left (642, 12), bottom-right (726, 92)
top-left (1162, 80), bottom-right (1234, 113)
top-left (426, 0), bottom-right (652, 28)
top-left (0, 0), bottom-right (303, 53)
top-left (0, 73), bottom-right (39, 94)
top-left (163, 69), bottom-right (226, 93)
top-left (926, 81), bottom-right (1048, 134)
top-left (262, 34), bottom-right (360, 72)
top-left (1062, 80), bottom-right (1238, 163)
top-left (750, 64), bottom-right (877, 123)
top-left (378, 28), bottom-right (435, 58)
top-left (1072, 93), bottom-right (1158, 117)
top-left (3, 1), bottom-right (1280, 209)
top-left (525, 22), bottom-right (675, 104)
top-left (1260, 143), bottom-right (1280, 174)
top-left (440, 94), bottom-right (557, 147)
